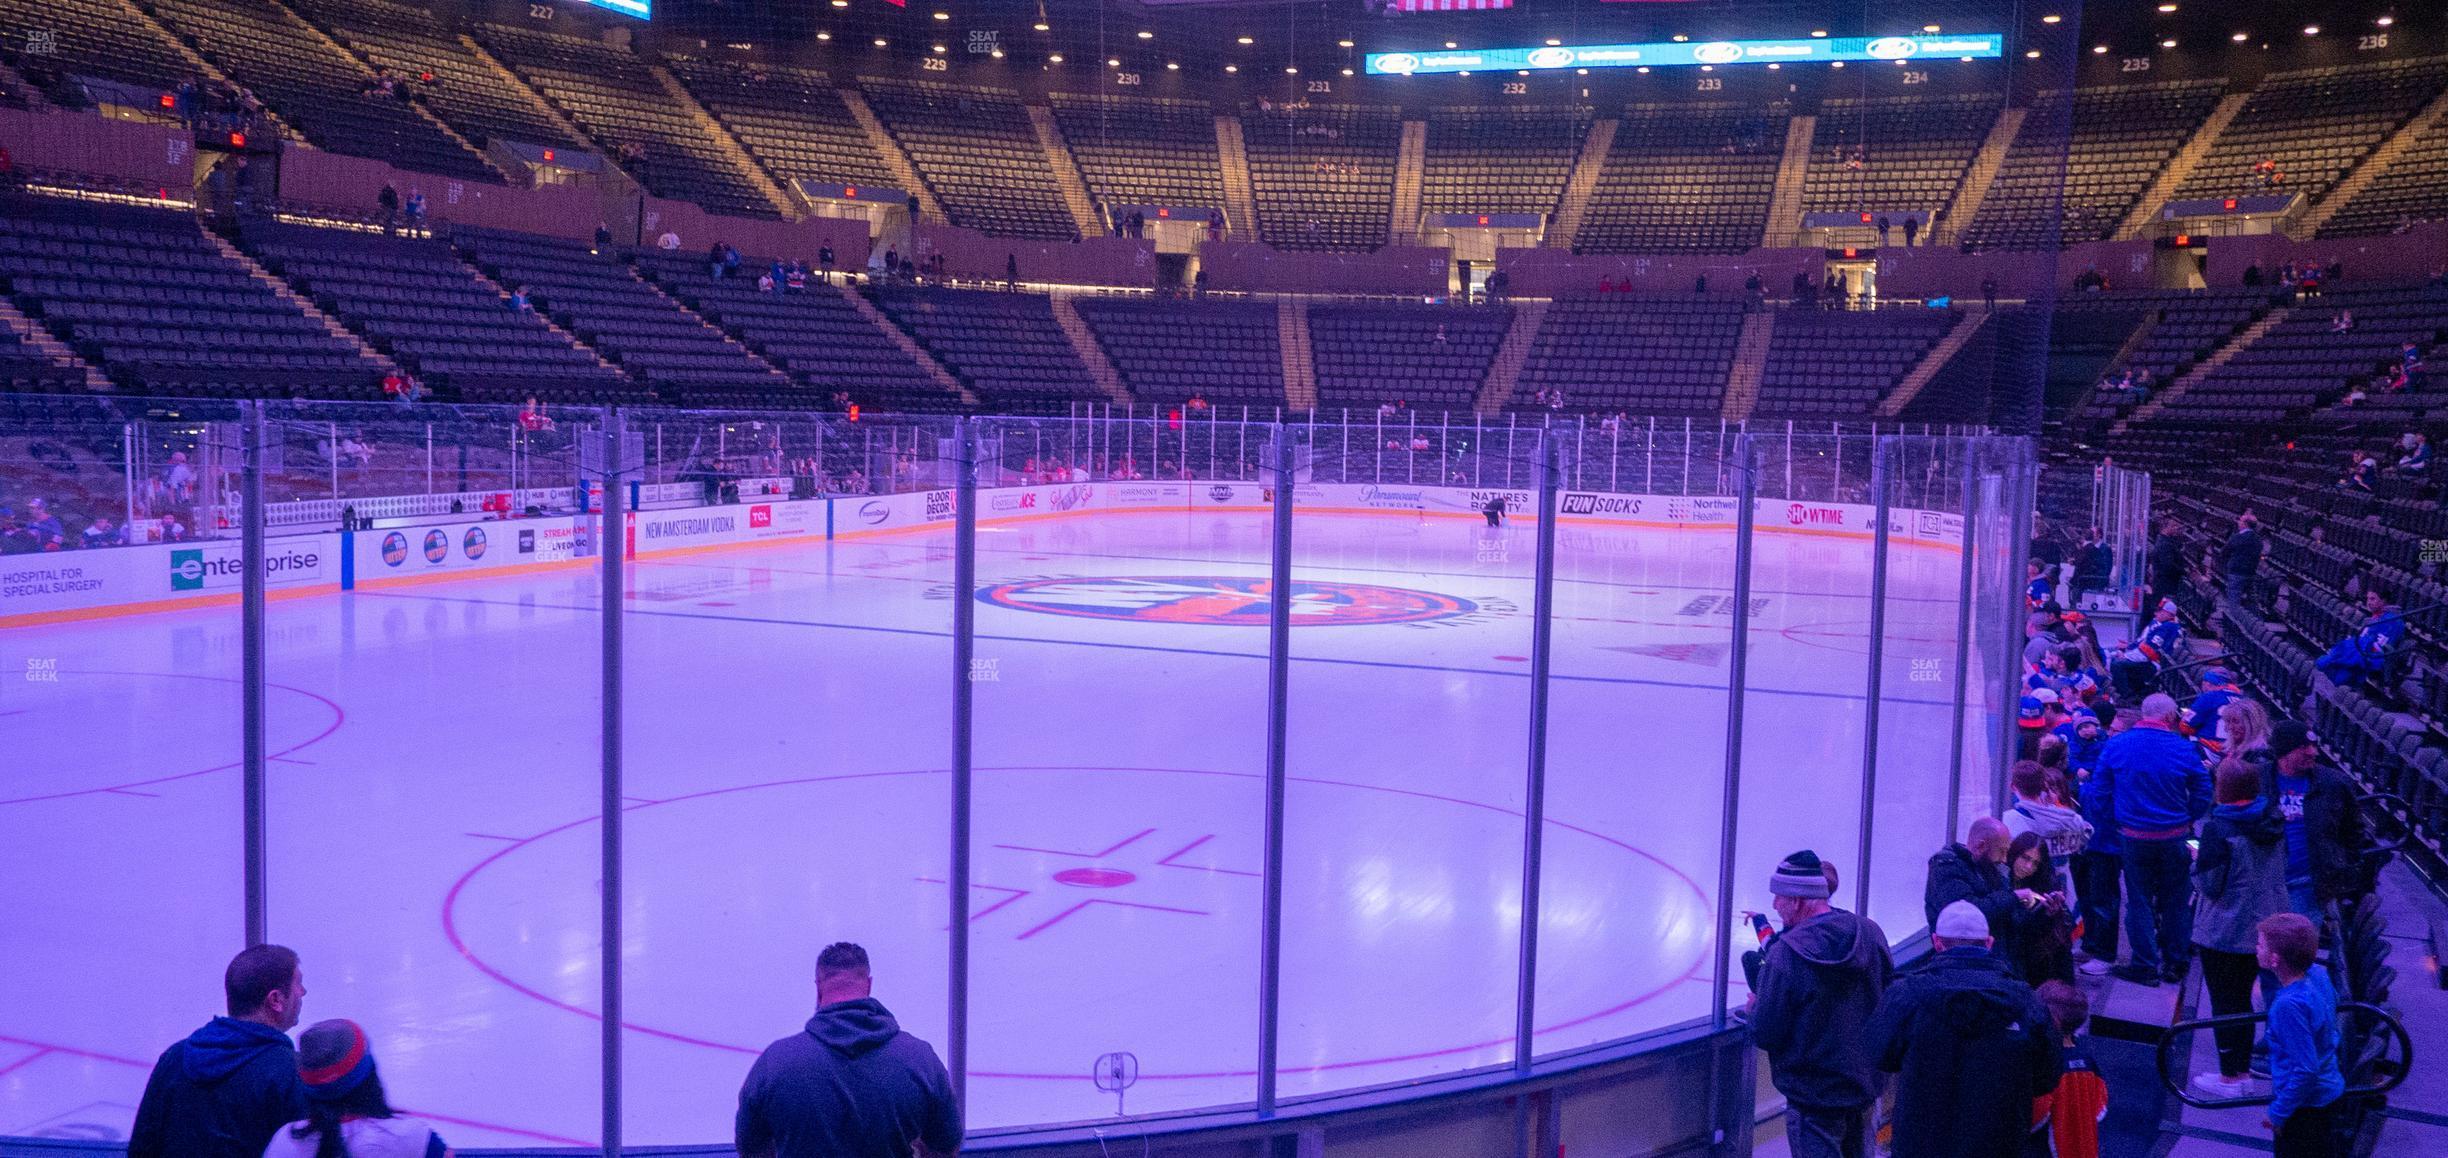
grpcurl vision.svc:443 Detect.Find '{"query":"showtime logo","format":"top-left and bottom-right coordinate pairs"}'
top-left (1787, 503), bottom-right (1845, 527)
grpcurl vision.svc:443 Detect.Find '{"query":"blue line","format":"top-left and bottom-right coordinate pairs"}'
top-left (359, 590), bottom-right (1959, 708)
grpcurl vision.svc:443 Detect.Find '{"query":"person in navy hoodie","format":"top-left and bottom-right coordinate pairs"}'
top-left (737, 942), bottom-right (961, 1158)
top-left (127, 944), bottom-right (309, 1158)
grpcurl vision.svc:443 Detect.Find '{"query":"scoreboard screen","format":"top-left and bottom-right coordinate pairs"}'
top-left (1367, 33), bottom-right (2003, 75)
top-left (575, 0), bottom-right (650, 19)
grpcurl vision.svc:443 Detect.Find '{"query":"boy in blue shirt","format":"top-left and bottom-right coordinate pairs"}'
top-left (2258, 913), bottom-right (2344, 1157)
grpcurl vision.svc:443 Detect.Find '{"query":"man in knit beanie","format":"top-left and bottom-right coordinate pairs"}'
top-left (1748, 851), bottom-right (1893, 1158)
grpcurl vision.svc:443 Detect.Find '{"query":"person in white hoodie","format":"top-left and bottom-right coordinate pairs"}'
top-left (2004, 760), bottom-right (2092, 910)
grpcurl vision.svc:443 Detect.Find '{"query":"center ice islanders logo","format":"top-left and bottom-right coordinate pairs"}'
top-left (980, 576), bottom-right (1476, 625)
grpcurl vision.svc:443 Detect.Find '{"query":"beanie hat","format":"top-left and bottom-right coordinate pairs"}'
top-left (2032, 687), bottom-right (2061, 705)
top-left (2202, 668), bottom-right (2234, 687)
top-left (1934, 900), bottom-right (1991, 943)
top-left (2018, 695), bottom-right (2047, 728)
top-left (297, 1019), bottom-right (376, 1103)
top-left (1769, 850), bottom-right (1831, 899)
top-left (2270, 721), bottom-right (2316, 759)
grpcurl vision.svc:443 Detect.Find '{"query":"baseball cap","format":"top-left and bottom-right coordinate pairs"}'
top-left (1934, 900), bottom-right (1991, 942)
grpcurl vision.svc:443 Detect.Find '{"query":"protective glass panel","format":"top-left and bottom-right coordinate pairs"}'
top-left (621, 410), bottom-right (957, 1145)
top-left (1278, 416), bottom-right (1535, 1097)
top-left (0, 397), bottom-right (246, 1142)
top-left (263, 398), bottom-right (605, 1149)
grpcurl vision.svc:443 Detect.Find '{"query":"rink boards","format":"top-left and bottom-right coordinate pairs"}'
top-left (0, 480), bottom-right (1964, 626)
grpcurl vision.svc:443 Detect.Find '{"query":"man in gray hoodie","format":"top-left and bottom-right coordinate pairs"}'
top-left (737, 943), bottom-right (962, 1158)
top-left (1748, 850), bottom-right (1894, 1158)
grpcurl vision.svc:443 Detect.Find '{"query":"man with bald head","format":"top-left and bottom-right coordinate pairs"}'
top-left (2095, 693), bottom-right (2213, 985)
top-left (1923, 816), bottom-right (2025, 941)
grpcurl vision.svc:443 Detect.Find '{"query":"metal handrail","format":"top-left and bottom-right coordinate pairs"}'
top-left (2154, 1001), bottom-right (2411, 1110)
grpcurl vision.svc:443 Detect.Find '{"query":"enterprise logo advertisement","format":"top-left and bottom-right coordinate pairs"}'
top-left (1367, 34), bottom-right (2004, 76)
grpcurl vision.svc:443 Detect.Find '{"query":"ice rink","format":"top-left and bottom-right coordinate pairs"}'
top-left (0, 504), bottom-right (1987, 1147)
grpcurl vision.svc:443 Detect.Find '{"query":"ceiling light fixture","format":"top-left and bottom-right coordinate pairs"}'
top-left (2156, 3), bottom-right (2177, 12)
top-left (2041, 14), bottom-right (2062, 24)
top-left (931, 11), bottom-right (948, 20)
top-left (1922, 24), bottom-right (1941, 32)
top-left (1032, 21), bottom-right (1048, 31)
top-left (933, 44), bottom-right (948, 54)
top-left (2375, 15), bottom-right (2394, 27)
top-left (1285, 66), bottom-right (1298, 74)
top-left (1166, 61), bottom-right (1179, 70)
top-left (1671, 34), bottom-right (1688, 42)
top-left (2093, 44), bottom-right (2110, 54)
top-left (2025, 49), bottom-right (2041, 57)
top-left (1337, 39), bottom-right (1353, 48)
top-left (1224, 63), bottom-right (1237, 72)
top-left (1048, 52), bottom-right (1063, 62)
top-left (2232, 31), bottom-right (2250, 41)
top-left (1444, 40), bottom-right (1458, 48)
top-left (1341, 67), bottom-right (1353, 76)
top-left (2302, 24), bottom-right (2319, 35)
top-left (2161, 38), bottom-right (2178, 47)
top-left (1136, 30), bottom-right (1152, 39)
top-left (1106, 57), bottom-right (1120, 67)
top-left (872, 37), bottom-right (887, 46)
top-left (1810, 29), bottom-right (1828, 38)
top-left (1238, 36), bottom-right (1255, 45)
top-left (1544, 38), bottom-right (1561, 46)
top-left (816, 30), bottom-right (831, 40)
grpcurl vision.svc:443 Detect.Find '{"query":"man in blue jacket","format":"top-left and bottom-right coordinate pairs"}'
top-left (738, 942), bottom-right (962, 1158)
top-left (2314, 586), bottom-right (2406, 689)
top-left (128, 944), bottom-right (309, 1158)
top-left (2095, 694), bottom-right (2213, 985)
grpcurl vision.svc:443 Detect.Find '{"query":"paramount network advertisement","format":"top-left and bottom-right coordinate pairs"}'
top-left (1367, 33), bottom-right (2003, 76)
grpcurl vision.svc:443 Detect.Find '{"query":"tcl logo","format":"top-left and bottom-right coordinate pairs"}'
top-left (1788, 504), bottom-right (1844, 527)
top-left (748, 505), bottom-right (773, 529)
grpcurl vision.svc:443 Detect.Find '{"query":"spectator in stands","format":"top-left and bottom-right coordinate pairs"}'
top-left (709, 242), bottom-right (731, 279)
top-left (262, 1019), bottom-right (453, 1158)
top-left (758, 269), bottom-right (776, 294)
top-left (657, 230), bottom-right (682, 251)
top-left (2071, 526), bottom-right (2111, 600)
top-left (2147, 518), bottom-right (2186, 613)
top-left (2185, 667), bottom-right (2244, 752)
top-left (78, 515), bottom-right (125, 549)
top-left (0, 508), bottom-right (35, 555)
top-left (1868, 899), bottom-right (2064, 1158)
top-left (2314, 586), bottom-right (2405, 690)
top-left (2243, 263), bottom-right (2264, 287)
top-left (2266, 722), bottom-right (2377, 918)
top-left (736, 943), bottom-right (959, 1158)
top-left (2222, 513), bottom-right (2264, 607)
top-left (2096, 693), bottom-right (2212, 986)
top-left (2395, 432), bottom-right (2429, 474)
top-left (2330, 310), bottom-right (2353, 335)
top-left (376, 184), bottom-right (399, 234)
top-left (403, 190), bottom-right (425, 229)
top-left (508, 287), bottom-right (531, 313)
top-left (382, 372), bottom-right (416, 405)
top-left (1746, 850), bottom-right (1892, 1158)
top-left (787, 262), bottom-right (809, 292)
top-left (818, 245), bottom-right (835, 285)
top-left (2033, 981), bottom-right (2109, 1158)
top-left (1874, 216), bottom-right (1891, 246)
top-left (2073, 267), bottom-right (2107, 294)
top-left (1694, 274), bottom-right (1708, 295)
top-left (1901, 216), bottom-right (1919, 248)
top-left (2258, 913), bottom-right (2345, 1156)
top-left (1005, 253), bottom-right (1020, 291)
top-left (2006, 761), bottom-right (2090, 909)
top-left (2189, 757), bottom-right (2291, 1100)
top-left (128, 944), bottom-right (308, 1158)
top-left (2004, 832), bottom-right (2075, 983)
top-left (2109, 599), bottom-right (2185, 702)
top-left (23, 498), bottom-right (64, 552)
top-left (1923, 817), bottom-right (2023, 941)
top-left (162, 452), bottom-right (196, 503)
